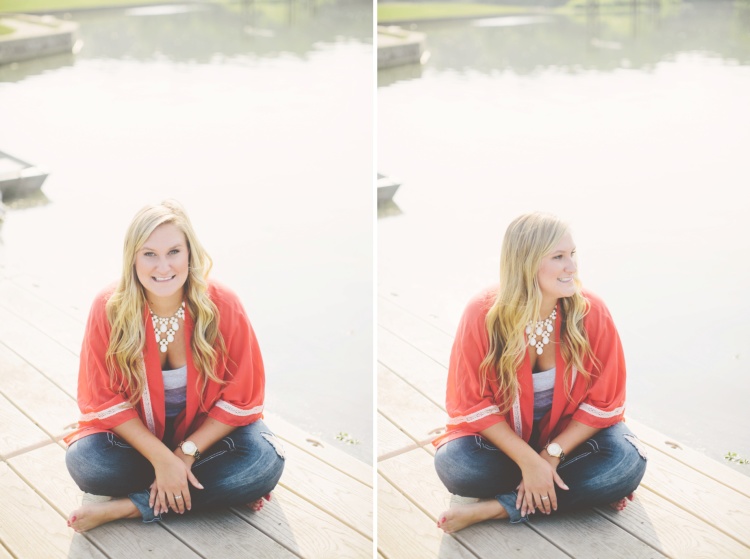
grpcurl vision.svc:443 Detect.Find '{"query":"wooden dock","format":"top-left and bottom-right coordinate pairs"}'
top-left (0, 271), bottom-right (373, 559)
top-left (377, 293), bottom-right (750, 559)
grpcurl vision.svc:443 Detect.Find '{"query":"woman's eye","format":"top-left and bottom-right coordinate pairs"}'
top-left (169, 249), bottom-right (180, 255)
top-left (144, 252), bottom-right (155, 257)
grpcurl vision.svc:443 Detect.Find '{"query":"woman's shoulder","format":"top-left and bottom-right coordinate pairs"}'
top-left (89, 283), bottom-right (118, 312)
top-left (580, 288), bottom-right (615, 323)
top-left (462, 285), bottom-right (497, 322)
top-left (205, 279), bottom-right (246, 315)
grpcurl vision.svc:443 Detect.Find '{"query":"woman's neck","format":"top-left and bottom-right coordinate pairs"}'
top-left (539, 298), bottom-right (558, 320)
top-left (147, 293), bottom-right (184, 317)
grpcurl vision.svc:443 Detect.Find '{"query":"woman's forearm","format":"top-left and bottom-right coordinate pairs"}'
top-left (542, 420), bottom-right (601, 464)
top-left (177, 417), bottom-right (238, 461)
top-left (112, 418), bottom-right (174, 465)
top-left (479, 421), bottom-right (541, 469)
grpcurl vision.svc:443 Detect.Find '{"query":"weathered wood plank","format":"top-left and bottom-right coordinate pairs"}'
top-left (638, 444), bottom-right (750, 547)
top-left (378, 364), bottom-right (445, 446)
top-left (0, 344), bottom-right (78, 438)
top-left (379, 297), bottom-right (453, 365)
top-left (0, 281), bottom-right (84, 354)
top-left (160, 509), bottom-right (297, 558)
top-left (7, 442), bottom-right (204, 558)
top-left (627, 418), bottom-right (750, 499)
top-left (378, 474), bottom-right (478, 559)
top-left (0, 305), bottom-right (79, 398)
top-left (528, 508), bottom-right (665, 559)
top-left (379, 415), bottom-right (569, 559)
top-left (378, 325), bottom-right (447, 409)
top-left (279, 443), bottom-right (373, 539)
top-left (266, 411), bottom-right (372, 487)
top-left (597, 486), bottom-right (750, 558)
top-left (0, 462), bottom-right (107, 559)
top-left (0, 391), bottom-right (52, 458)
top-left (233, 485), bottom-right (372, 559)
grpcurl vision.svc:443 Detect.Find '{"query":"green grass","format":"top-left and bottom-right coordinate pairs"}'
top-left (0, 23), bottom-right (16, 35)
top-left (0, 0), bottom-right (186, 12)
top-left (378, 2), bottom-right (526, 24)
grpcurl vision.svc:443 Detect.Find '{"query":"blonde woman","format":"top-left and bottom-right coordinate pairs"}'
top-left (64, 200), bottom-right (284, 532)
top-left (434, 212), bottom-right (647, 532)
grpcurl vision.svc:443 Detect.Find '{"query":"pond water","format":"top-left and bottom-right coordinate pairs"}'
top-left (0, 0), bottom-right (373, 462)
top-left (379, 1), bottom-right (750, 475)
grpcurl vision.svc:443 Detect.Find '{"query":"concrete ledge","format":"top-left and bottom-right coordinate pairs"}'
top-left (377, 25), bottom-right (426, 69)
top-left (0, 14), bottom-right (79, 65)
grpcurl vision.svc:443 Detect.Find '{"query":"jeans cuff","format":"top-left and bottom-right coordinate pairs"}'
top-left (496, 492), bottom-right (529, 524)
top-left (129, 489), bottom-right (162, 524)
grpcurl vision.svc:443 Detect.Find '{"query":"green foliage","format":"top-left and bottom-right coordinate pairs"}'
top-left (378, 2), bottom-right (525, 23)
top-left (725, 451), bottom-right (750, 465)
top-left (0, 0), bottom-right (184, 12)
top-left (0, 24), bottom-right (17, 35)
top-left (336, 432), bottom-right (360, 445)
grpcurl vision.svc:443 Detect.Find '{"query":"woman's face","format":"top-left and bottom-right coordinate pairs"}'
top-left (134, 222), bottom-right (189, 305)
top-left (536, 231), bottom-right (578, 305)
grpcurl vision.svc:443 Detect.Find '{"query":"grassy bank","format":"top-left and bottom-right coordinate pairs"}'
top-left (0, 0), bottom-right (186, 12)
top-left (0, 23), bottom-right (16, 34)
top-left (378, 2), bottom-right (526, 23)
top-left (378, 0), bottom-right (683, 24)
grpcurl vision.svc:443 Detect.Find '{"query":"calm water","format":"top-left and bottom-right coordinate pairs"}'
top-left (0, 0), bottom-right (373, 462)
top-left (379, 1), bottom-right (750, 474)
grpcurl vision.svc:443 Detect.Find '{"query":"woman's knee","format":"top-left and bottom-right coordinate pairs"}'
top-left (66, 433), bottom-right (154, 495)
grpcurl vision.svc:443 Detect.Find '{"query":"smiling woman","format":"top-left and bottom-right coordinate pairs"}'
top-left (63, 200), bottom-right (285, 532)
top-left (433, 212), bottom-right (647, 533)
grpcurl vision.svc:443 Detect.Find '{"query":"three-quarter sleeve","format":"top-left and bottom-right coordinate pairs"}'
top-left (74, 290), bottom-right (139, 434)
top-left (572, 293), bottom-right (627, 428)
top-left (444, 293), bottom-right (504, 433)
top-left (207, 285), bottom-right (265, 426)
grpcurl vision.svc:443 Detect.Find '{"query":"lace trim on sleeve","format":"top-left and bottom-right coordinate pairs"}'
top-left (578, 402), bottom-right (625, 418)
top-left (446, 405), bottom-right (500, 425)
top-left (79, 402), bottom-right (132, 422)
top-left (215, 400), bottom-right (264, 417)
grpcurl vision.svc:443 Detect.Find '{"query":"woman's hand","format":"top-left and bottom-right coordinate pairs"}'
top-left (149, 452), bottom-right (204, 516)
top-left (516, 455), bottom-right (568, 516)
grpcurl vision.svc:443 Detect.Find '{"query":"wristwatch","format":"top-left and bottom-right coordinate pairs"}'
top-left (179, 440), bottom-right (201, 460)
top-left (545, 442), bottom-right (565, 462)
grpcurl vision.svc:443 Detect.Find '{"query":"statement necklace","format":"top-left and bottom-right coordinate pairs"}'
top-left (526, 308), bottom-right (556, 355)
top-left (149, 302), bottom-right (185, 353)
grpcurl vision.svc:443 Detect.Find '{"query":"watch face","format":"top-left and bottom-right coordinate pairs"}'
top-left (182, 441), bottom-right (197, 455)
top-left (548, 443), bottom-right (562, 457)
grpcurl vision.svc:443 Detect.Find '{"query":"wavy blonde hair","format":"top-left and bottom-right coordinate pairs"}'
top-left (105, 200), bottom-right (225, 405)
top-left (480, 212), bottom-right (594, 414)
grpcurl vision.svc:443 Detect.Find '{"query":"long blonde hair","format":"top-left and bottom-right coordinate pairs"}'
top-left (105, 200), bottom-right (225, 404)
top-left (479, 212), bottom-right (594, 413)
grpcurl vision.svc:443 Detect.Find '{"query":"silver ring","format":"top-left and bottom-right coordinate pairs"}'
top-left (541, 496), bottom-right (549, 500)
top-left (175, 495), bottom-right (183, 500)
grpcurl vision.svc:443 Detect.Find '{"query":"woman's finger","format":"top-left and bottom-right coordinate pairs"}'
top-left (172, 492), bottom-right (185, 514)
top-left (149, 483), bottom-right (157, 509)
top-left (553, 471), bottom-right (569, 491)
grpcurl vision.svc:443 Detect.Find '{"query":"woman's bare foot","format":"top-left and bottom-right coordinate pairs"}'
top-left (67, 498), bottom-right (140, 532)
top-left (248, 492), bottom-right (272, 512)
top-left (437, 499), bottom-right (509, 534)
top-left (608, 492), bottom-right (634, 512)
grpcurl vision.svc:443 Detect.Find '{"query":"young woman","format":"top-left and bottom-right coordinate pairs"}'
top-left (64, 200), bottom-right (285, 532)
top-left (434, 212), bottom-right (647, 533)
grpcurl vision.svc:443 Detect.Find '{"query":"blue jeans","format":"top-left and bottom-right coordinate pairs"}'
top-left (434, 421), bottom-right (647, 523)
top-left (65, 420), bottom-right (285, 523)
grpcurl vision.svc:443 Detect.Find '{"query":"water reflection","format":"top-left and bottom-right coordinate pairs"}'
top-left (378, 1), bottom-right (750, 84)
top-left (378, 1), bottom-right (750, 473)
top-left (0, 0), bottom-right (373, 462)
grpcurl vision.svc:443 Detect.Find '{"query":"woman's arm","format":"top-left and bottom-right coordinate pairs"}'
top-left (112, 418), bottom-right (203, 516)
top-left (480, 422), bottom-right (569, 516)
top-left (541, 420), bottom-right (601, 466)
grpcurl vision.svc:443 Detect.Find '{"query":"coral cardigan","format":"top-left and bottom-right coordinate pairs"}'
top-left (433, 287), bottom-right (626, 450)
top-left (64, 281), bottom-right (265, 448)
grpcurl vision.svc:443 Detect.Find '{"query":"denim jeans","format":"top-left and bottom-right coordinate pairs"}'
top-left (434, 421), bottom-right (647, 523)
top-left (66, 420), bottom-right (285, 523)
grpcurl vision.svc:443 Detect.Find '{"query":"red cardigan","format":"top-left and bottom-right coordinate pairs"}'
top-left (64, 280), bottom-right (265, 447)
top-left (433, 287), bottom-right (627, 450)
